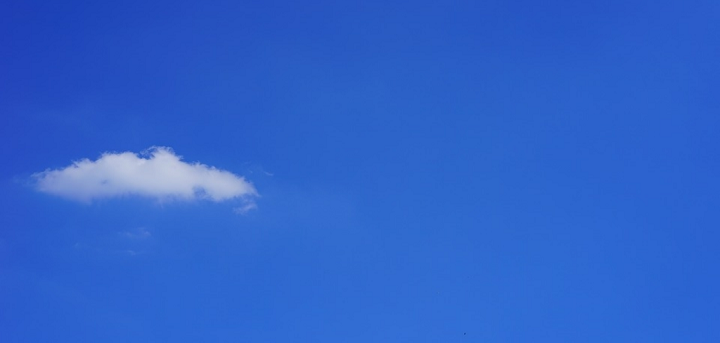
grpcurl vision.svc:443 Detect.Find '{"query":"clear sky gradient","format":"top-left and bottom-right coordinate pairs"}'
top-left (1, 0), bottom-right (719, 341)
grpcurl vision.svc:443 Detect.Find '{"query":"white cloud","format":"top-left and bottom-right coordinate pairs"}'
top-left (234, 202), bottom-right (258, 215)
top-left (119, 227), bottom-right (152, 239)
top-left (34, 147), bottom-right (258, 203)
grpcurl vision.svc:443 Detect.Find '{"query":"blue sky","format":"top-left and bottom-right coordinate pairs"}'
top-left (1, 0), bottom-right (719, 341)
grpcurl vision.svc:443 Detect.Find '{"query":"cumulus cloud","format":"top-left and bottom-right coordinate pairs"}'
top-left (34, 147), bottom-right (257, 203)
